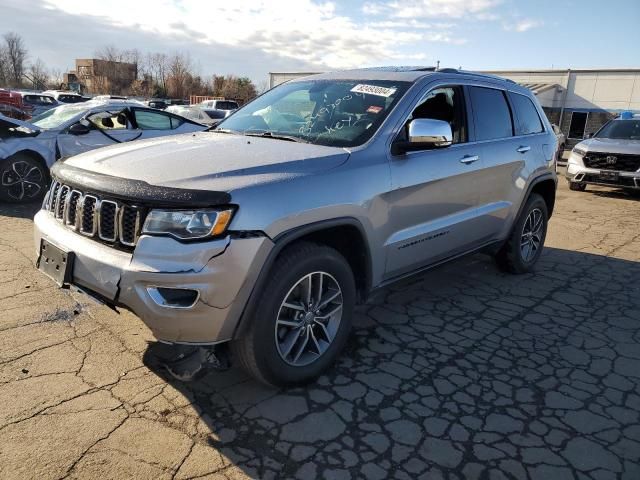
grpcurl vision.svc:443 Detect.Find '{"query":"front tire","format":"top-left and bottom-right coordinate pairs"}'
top-left (0, 154), bottom-right (49, 203)
top-left (231, 242), bottom-right (355, 387)
top-left (495, 193), bottom-right (548, 274)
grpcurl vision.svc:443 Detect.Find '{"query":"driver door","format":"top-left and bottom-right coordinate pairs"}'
top-left (384, 84), bottom-right (486, 279)
top-left (57, 109), bottom-right (141, 157)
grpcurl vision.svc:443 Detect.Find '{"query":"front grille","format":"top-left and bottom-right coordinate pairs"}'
top-left (45, 181), bottom-right (145, 249)
top-left (583, 153), bottom-right (640, 172)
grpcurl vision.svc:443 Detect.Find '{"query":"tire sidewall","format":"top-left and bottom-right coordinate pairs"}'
top-left (251, 247), bottom-right (355, 386)
top-left (0, 155), bottom-right (49, 203)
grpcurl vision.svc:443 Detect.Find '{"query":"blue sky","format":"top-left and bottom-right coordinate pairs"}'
top-left (2, 0), bottom-right (639, 83)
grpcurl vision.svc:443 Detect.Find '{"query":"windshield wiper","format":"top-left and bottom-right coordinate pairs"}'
top-left (244, 131), bottom-right (309, 143)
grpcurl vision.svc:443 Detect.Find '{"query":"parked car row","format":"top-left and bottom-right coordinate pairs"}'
top-left (0, 99), bottom-right (208, 201)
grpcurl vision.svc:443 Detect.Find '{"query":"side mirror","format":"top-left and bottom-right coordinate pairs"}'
top-left (68, 122), bottom-right (91, 135)
top-left (585, 132), bottom-right (594, 139)
top-left (393, 118), bottom-right (453, 154)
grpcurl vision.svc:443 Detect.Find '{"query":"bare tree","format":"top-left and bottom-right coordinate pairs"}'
top-left (3, 32), bottom-right (27, 87)
top-left (167, 52), bottom-right (192, 98)
top-left (25, 58), bottom-right (49, 90)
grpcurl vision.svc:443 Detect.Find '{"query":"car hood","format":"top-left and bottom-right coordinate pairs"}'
top-left (577, 138), bottom-right (640, 155)
top-left (0, 115), bottom-right (41, 134)
top-left (62, 132), bottom-right (350, 192)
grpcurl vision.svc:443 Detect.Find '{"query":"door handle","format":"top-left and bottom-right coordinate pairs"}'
top-left (460, 155), bottom-right (480, 164)
top-left (517, 145), bottom-right (531, 153)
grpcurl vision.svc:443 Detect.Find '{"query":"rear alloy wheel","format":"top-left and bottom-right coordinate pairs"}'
top-left (232, 242), bottom-right (355, 387)
top-left (495, 193), bottom-right (548, 274)
top-left (0, 155), bottom-right (49, 203)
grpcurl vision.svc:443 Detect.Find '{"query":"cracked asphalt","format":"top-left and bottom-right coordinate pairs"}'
top-left (1, 173), bottom-right (639, 480)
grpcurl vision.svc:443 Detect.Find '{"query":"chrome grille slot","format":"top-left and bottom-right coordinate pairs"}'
top-left (119, 205), bottom-right (141, 246)
top-left (55, 185), bottom-right (70, 220)
top-left (98, 200), bottom-right (118, 242)
top-left (79, 195), bottom-right (98, 236)
top-left (65, 190), bottom-right (82, 227)
top-left (44, 180), bottom-right (144, 249)
top-left (47, 181), bottom-right (60, 211)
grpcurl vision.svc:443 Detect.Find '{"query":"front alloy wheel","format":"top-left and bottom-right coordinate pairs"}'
top-left (275, 271), bottom-right (343, 366)
top-left (0, 156), bottom-right (48, 203)
top-left (231, 242), bottom-right (355, 387)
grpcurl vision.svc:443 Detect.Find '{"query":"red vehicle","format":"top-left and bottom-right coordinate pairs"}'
top-left (0, 89), bottom-right (25, 109)
top-left (0, 89), bottom-right (32, 119)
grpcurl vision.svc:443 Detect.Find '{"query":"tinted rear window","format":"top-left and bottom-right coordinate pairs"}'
top-left (469, 86), bottom-right (513, 141)
top-left (216, 101), bottom-right (238, 110)
top-left (511, 93), bottom-right (543, 135)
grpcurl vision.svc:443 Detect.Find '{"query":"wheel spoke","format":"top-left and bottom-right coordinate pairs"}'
top-left (303, 274), bottom-right (312, 307)
top-left (309, 328), bottom-right (323, 354)
top-left (315, 304), bottom-right (342, 321)
top-left (314, 319), bottom-right (333, 342)
top-left (292, 327), bottom-right (310, 363)
top-left (314, 273), bottom-right (323, 306)
top-left (317, 289), bottom-right (341, 310)
top-left (280, 327), bottom-right (304, 358)
top-left (277, 318), bottom-right (303, 328)
top-left (1, 172), bottom-right (21, 186)
top-left (282, 301), bottom-right (305, 311)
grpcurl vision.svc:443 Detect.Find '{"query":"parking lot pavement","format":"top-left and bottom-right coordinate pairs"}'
top-left (0, 177), bottom-right (639, 480)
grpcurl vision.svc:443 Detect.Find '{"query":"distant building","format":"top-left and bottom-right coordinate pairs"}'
top-left (269, 68), bottom-right (640, 147)
top-left (64, 59), bottom-right (138, 95)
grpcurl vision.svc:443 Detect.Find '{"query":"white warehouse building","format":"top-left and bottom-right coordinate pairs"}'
top-left (269, 68), bottom-right (640, 148)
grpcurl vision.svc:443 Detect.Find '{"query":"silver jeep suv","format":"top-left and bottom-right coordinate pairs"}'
top-left (34, 67), bottom-right (557, 386)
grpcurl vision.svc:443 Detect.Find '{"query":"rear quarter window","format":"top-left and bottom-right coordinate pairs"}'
top-left (468, 86), bottom-right (513, 141)
top-left (511, 93), bottom-right (544, 135)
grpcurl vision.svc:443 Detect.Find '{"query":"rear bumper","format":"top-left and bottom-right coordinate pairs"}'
top-left (34, 210), bottom-right (273, 344)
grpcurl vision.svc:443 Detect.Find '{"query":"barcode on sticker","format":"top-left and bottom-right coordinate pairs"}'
top-left (351, 84), bottom-right (397, 97)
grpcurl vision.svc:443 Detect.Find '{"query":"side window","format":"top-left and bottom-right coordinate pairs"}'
top-left (469, 86), bottom-right (513, 141)
top-left (87, 110), bottom-right (129, 130)
top-left (135, 110), bottom-right (173, 130)
top-left (170, 116), bottom-right (184, 129)
top-left (408, 86), bottom-right (467, 143)
top-left (511, 93), bottom-right (544, 135)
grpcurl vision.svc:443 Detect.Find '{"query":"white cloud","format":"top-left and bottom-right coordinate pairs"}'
top-left (504, 18), bottom-right (543, 32)
top-left (41, 0), bottom-right (465, 70)
top-left (364, 0), bottom-right (501, 19)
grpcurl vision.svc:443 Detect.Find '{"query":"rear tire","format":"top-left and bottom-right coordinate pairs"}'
top-left (231, 242), bottom-right (355, 387)
top-left (569, 181), bottom-right (586, 191)
top-left (0, 154), bottom-right (49, 203)
top-left (495, 193), bottom-right (548, 274)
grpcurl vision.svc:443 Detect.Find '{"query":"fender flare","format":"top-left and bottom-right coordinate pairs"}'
top-left (231, 217), bottom-right (373, 339)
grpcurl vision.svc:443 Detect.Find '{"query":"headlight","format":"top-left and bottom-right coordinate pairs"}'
top-left (142, 208), bottom-right (234, 240)
top-left (572, 147), bottom-right (586, 158)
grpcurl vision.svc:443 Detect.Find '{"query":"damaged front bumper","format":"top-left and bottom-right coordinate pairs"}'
top-left (34, 210), bottom-right (273, 344)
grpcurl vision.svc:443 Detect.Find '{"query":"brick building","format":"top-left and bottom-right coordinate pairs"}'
top-left (65, 59), bottom-right (138, 95)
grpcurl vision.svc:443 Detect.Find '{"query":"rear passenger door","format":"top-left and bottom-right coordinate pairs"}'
top-left (467, 85), bottom-right (537, 243)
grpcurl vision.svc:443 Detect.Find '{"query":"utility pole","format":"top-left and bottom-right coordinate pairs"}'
top-left (436, 60), bottom-right (440, 70)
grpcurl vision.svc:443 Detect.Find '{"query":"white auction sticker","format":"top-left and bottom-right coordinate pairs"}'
top-left (350, 84), bottom-right (397, 97)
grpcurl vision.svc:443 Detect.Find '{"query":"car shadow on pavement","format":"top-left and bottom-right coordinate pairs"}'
top-left (142, 247), bottom-right (640, 479)
top-left (0, 200), bottom-right (41, 219)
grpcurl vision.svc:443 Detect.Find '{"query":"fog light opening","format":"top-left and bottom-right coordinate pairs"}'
top-left (147, 287), bottom-right (199, 309)
top-left (574, 173), bottom-right (585, 182)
